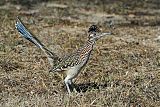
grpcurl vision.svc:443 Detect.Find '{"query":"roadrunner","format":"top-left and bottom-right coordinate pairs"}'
top-left (15, 17), bottom-right (112, 94)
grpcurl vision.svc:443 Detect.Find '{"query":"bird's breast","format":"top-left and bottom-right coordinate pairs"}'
top-left (66, 65), bottom-right (82, 79)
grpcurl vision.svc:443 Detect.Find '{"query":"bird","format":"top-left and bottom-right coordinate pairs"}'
top-left (15, 17), bottom-right (112, 94)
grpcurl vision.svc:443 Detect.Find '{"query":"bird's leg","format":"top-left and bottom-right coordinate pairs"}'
top-left (64, 78), bottom-right (71, 94)
top-left (69, 80), bottom-right (75, 91)
top-left (69, 80), bottom-right (78, 93)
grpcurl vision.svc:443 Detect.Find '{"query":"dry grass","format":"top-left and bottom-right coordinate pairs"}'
top-left (0, 1), bottom-right (160, 107)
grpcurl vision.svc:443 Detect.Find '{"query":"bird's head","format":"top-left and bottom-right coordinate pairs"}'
top-left (88, 25), bottom-right (112, 41)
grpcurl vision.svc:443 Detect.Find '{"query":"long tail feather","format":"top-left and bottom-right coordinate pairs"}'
top-left (15, 17), bottom-right (60, 66)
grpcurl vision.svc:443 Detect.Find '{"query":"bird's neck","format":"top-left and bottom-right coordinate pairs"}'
top-left (87, 39), bottom-right (96, 46)
top-left (79, 39), bottom-right (96, 53)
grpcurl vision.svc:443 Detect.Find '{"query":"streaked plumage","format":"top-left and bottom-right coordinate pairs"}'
top-left (15, 17), bottom-right (112, 94)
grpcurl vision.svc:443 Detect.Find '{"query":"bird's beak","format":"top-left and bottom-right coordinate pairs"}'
top-left (99, 32), bottom-right (112, 38)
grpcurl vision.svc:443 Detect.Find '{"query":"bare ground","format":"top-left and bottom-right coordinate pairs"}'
top-left (0, 0), bottom-right (160, 107)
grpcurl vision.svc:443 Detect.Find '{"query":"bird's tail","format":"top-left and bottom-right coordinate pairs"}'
top-left (15, 17), bottom-right (60, 66)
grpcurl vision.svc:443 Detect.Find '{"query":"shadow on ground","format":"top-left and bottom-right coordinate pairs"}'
top-left (73, 82), bottom-right (108, 93)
